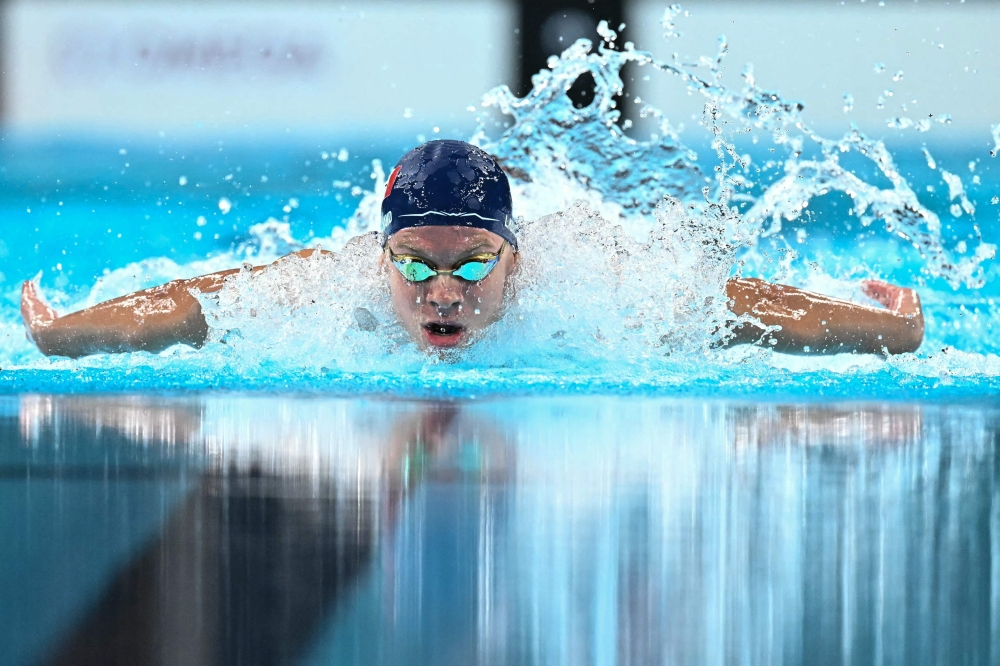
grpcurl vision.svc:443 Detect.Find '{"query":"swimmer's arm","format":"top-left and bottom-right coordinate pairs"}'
top-left (20, 249), bottom-right (330, 358)
top-left (724, 278), bottom-right (924, 355)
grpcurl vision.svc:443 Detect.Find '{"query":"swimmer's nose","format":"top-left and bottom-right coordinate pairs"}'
top-left (426, 276), bottom-right (464, 313)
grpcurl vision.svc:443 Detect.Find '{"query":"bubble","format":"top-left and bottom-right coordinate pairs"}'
top-left (219, 198), bottom-right (232, 214)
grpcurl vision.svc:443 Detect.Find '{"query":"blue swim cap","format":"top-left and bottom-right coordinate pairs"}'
top-left (381, 140), bottom-right (517, 250)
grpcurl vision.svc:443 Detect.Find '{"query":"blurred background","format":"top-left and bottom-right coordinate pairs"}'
top-left (1, 0), bottom-right (997, 139)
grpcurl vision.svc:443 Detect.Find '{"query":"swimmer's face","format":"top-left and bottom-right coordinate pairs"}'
top-left (384, 226), bottom-right (518, 349)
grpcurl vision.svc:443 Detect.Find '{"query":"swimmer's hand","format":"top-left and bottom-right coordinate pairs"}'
top-left (21, 277), bottom-right (59, 346)
top-left (725, 277), bottom-right (924, 355)
top-left (20, 249), bottom-right (332, 358)
top-left (20, 275), bottom-right (215, 358)
top-left (860, 279), bottom-right (922, 319)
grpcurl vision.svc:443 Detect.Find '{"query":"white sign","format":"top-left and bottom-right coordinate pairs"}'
top-left (2, 0), bottom-right (515, 132)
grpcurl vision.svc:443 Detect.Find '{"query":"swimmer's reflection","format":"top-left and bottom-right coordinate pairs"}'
top-left (37, 397), bottom-right (510, 666)
top-left (727, 402), bottom-right (924, 449)
top-left (32, 397), bottom-right (989, 666)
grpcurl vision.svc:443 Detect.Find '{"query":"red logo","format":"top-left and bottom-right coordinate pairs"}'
top-left (384, 166), bottom-right (401, 198)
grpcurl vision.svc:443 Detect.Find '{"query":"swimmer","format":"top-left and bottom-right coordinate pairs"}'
top-left (20, 140), bottom-right (924, 359)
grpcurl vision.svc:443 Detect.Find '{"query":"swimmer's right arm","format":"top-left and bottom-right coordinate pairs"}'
top-left (21, 249), bottom-right (329, 358)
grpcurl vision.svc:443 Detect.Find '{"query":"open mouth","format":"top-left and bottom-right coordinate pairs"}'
top-left (422, 322), bottom-right (465, 347)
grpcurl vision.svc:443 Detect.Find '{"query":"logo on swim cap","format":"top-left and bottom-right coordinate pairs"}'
top-left (384, 166), bottom-right (401, 199)
top-left (380, 140), bottom-right (517, 250)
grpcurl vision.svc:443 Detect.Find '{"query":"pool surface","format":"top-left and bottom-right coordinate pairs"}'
top-left (2, 394), bottom-right (998, 666)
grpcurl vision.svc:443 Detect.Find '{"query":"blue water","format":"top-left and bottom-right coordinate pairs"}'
top-left (1, 135), bottom-right (997, 398)
top-left (2, 395), bottom-right (997, 666)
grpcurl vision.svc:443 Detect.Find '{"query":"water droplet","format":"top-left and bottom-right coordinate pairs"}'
top-left (842, 93), bottom-right (854, 114)
top-left (873, 62), bottom-right (885, 73)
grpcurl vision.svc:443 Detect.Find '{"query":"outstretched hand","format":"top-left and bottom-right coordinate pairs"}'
top-left (21, 278), bottom-right (58, 344)
top-left (861, 280), bottom-right (922, 318)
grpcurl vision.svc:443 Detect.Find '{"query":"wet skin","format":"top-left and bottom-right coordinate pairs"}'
top-left (20, 225), bottom-right (921, 358)
top-left (384, 226), bottom-right (518, 349)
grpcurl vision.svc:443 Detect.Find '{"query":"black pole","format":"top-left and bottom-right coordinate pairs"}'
top-left (515, 0), bottom-right (627, 108)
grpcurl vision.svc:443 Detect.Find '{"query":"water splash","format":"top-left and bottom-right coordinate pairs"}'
top-left (470, 34), bottom-right (706, 223)
top-left (470, 16), bottom-right (993, 289)
top-left (940, 170), bottom-right (975, 217)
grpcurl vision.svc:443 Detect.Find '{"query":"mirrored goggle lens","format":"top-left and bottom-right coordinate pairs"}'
top-left (452, 258), bottom-right (498, 282)
top-left (394, 260), bottom-right (436, 282)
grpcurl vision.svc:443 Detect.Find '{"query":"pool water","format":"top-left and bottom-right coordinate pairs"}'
top-left (2, 394), bottom-right (997, 666)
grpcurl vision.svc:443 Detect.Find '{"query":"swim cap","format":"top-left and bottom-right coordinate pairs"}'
top-left (381, 140), bottom-right (517, 249)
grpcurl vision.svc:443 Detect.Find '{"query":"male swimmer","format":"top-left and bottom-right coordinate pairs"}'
top-left (20, 140), bottom-right (924, 359)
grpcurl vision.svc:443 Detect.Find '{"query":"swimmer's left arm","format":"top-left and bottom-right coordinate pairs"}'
top-left (724, 278), bottom-right (924, 355)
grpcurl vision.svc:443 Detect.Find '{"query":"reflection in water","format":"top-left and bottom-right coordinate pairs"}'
top-left (1, 396), bottom-right (997, 666)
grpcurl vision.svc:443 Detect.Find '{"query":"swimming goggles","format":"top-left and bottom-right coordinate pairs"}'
top-left (388, 242), bottom-right (506, 283)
